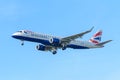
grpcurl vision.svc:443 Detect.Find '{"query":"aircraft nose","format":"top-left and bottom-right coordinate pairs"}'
top-left (12, 33), bottom-right (15, 38)
top-left (12, 33), bottom-right (18, 38)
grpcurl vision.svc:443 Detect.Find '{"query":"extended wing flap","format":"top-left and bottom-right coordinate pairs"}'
top-left (45, 45), bottom-right (56, 50)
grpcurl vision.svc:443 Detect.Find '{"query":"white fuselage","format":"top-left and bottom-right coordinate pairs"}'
top-left (12, 30), bottom-right (101, 49)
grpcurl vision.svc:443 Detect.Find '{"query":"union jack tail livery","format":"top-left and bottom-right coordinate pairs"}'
top-left (89, 30), bottom-right (102, 44)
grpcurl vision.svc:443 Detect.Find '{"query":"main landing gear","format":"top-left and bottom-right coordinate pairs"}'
top-left (52, 51), bottom-right (57, 55)
top-left (61, 44), bottom-right (67, 50)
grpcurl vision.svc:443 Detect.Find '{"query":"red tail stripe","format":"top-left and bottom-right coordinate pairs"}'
top-left (90, 39), bottom-right (99, 44)
top-left (94, 31), bottom-right (102, 37)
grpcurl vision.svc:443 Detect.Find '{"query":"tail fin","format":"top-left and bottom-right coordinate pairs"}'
top-left (89, 30), bottom-right (102, 44)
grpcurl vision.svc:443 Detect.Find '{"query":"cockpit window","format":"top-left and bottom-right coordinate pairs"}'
top-left (24, 31), bottom-right (27, 34)
top-left (17, 30), bottom-right (28, 34)
top-left (17, 30), bottom-right (30, 34)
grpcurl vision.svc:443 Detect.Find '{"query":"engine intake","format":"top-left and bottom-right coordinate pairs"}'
top-left (49, 38), bottom-right (61, 45)
top-left (36, 44), bottom-right (46, 51)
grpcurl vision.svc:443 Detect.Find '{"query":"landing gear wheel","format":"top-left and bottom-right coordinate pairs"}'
top-left (52, 51), bottom-right (57, 55)
top-left (21, 41), bottom-right (24, 46)
top-left (62, 47), bottom-right (66, 50)
top-left (21, 43), bottom-right (24, 46)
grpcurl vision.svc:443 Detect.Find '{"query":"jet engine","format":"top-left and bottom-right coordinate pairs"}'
top-left (36, 44), bottom-right (47, 51)
top-left (49, 38), bottom-right (61, 45)
top-left (36, 44), bottom-right (57, 54)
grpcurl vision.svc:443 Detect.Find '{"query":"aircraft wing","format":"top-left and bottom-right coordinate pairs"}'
top-left (61, 27), bottom-right (94, 43)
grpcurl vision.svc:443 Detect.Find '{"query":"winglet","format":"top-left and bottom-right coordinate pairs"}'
top-left (87, 26), bottom-right (94, 33)
top-left (90, 26), bottom-right (94, 32)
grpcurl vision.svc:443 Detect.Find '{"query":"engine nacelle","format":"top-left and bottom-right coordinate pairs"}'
top-left (49, 38), bottom-right (61, 45)
top-left (36, 44), bottom-right (46, 51)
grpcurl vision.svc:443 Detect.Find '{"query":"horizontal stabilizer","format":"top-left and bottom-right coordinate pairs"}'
top-left (96, 40), bottom-right (112, 46)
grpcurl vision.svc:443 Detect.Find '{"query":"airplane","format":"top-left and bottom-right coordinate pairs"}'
top-left (12, 27), bottom-right (112, 54)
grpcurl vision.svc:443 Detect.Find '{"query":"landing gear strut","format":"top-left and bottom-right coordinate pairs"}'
top-left (21, 41), bottom-right (24, 46)
top-left (62, 44), bottom-right (67, 50)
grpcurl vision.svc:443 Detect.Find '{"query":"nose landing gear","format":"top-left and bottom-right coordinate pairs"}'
top-left (21, 41), bottom-right (24, 46)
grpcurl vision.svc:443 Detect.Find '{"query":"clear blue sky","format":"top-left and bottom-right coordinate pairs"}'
top-left (0, 0), bottom-right (120, 80)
